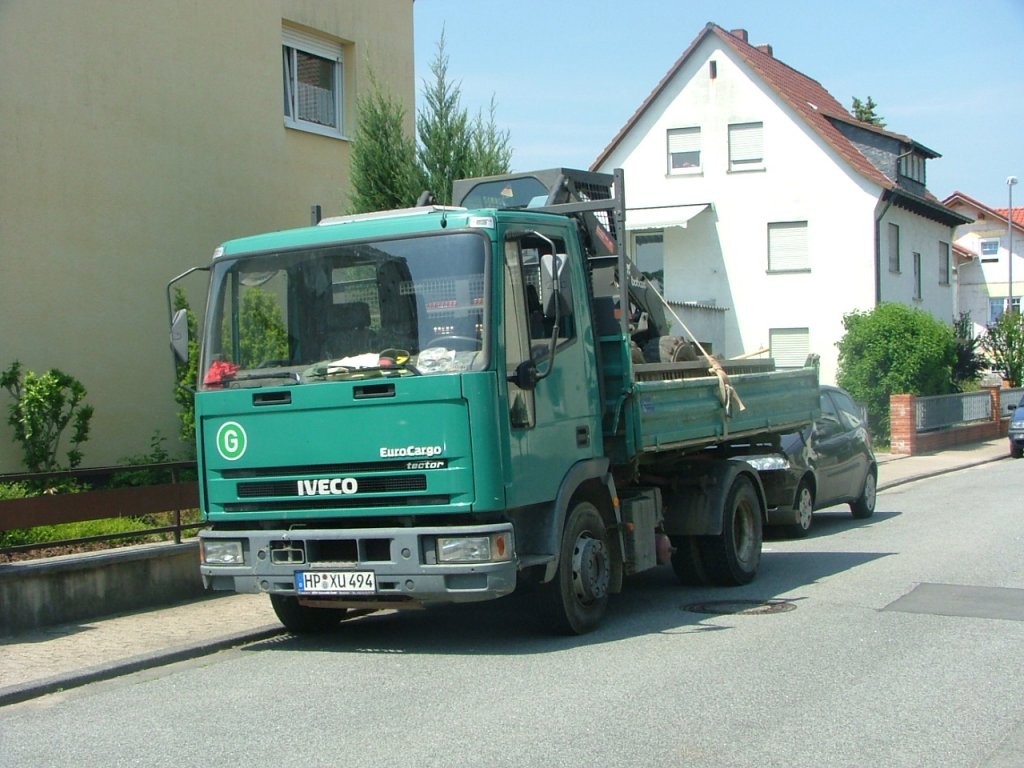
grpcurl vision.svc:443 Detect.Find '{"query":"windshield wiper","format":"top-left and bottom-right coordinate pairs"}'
top-left (231, 371), bottom-right (302, 385)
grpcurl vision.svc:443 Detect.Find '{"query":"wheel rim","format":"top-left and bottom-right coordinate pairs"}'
top-left (863, 472), bottom-right (877, 510)
top-left (795, 486), bottom-right (813, 530)
top-left (571, 533), bottom-right (610, 605)
top-left (733, 496), bottom-right (758, 567)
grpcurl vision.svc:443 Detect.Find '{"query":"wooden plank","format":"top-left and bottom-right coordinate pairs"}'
top-left (0, 483), bottom-right (199, 532)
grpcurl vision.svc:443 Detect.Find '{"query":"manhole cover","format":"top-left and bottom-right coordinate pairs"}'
top-left (683, 599), bottom-right (796, 616)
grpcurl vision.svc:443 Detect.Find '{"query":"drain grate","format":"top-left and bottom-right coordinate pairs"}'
top-left (683, 599), bottom-right (796, 616)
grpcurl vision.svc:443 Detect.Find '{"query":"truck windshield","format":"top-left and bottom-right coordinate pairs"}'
top-left (200, 232), bottom-right (489, 390)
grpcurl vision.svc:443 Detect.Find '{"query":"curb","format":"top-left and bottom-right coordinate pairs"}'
top-left (878, 453), bottom-right (1007, 492)
top-left (0, 624), bottom-right (283, 707)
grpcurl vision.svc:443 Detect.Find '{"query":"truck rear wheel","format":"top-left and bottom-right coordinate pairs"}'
top-left (270, 594), bottom-right (348, 634)
top-left (670, 534), bottom-right (710, 586)
top-left (696, 475), bottom-right (762, 586)
top-left (539, 500), bottom-right (611, 635)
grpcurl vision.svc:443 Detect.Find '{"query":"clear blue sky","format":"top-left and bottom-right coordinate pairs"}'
top-left (413, 0), bottom-right (1024, 207)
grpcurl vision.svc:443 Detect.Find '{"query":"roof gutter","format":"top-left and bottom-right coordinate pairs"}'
top-left (874, 191), bottom-right (895, 306)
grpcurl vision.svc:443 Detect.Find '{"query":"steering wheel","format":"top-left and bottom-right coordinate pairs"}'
top-left (424, 335), bottom-right (481, 351)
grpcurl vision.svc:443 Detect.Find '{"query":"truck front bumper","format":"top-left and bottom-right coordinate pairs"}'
top-left (199, 523), bottom-right (517, 607)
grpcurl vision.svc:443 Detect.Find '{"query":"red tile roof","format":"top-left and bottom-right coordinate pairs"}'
top-left (943, 191), bottom-right (1023, 231)
top-left (593, 23), bottom-right (928, 195)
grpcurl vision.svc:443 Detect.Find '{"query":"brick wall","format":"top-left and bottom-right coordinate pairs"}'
top-left (890, 386), bottom-right (1006, 455)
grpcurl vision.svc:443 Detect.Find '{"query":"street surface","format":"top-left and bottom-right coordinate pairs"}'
top-left (1, 461), bottom-right (1022, 768)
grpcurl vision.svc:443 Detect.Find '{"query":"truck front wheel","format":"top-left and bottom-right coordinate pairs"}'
top-left (696, 475), bottom-right (762, 586)
top-left (270, 594), bottom-right (348, 634)
top-left (540, 500), bottom-right (611, 635)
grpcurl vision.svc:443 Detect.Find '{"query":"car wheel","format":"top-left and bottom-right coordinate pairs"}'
top-left (783, 480), bottom-right (814, 538)
top-left (1011, 443), bottom-right (1023, 459)
top-left (850, 468), bottom-right (877, 519)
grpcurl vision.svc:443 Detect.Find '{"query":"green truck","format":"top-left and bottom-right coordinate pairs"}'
top-left (169, 168), bottom-right (819, 635)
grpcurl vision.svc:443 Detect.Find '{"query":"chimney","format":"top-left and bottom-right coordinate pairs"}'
top-left (756, 43), bottom-right (773, 57)
top-left (729, 29), bottom-right (748, 43)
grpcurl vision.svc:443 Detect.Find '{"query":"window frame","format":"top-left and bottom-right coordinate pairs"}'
top-left (980, 238), bottom-right (1000, 261)
top-left (667, 127), bottom-right (702, 175)
top-left (768, 327), bottom-right (810, 368)
top-left (728, 121), bottom-right (764, 171)
top-left (888, 222), bottom-right (901, 273)
top-left (767, 221), bottom-right (810, 273)
top-left (938, 241), bottom-right (950, 286)
top-left (282, 27), bottom-right (345, 139)
top-left (912, 251), bottom-right (922, 300)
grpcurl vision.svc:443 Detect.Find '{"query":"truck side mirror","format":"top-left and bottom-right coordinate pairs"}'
top-left (508, 359), bottom-right (539, 391)
top-left (170, 308), bottom-right (190, 364)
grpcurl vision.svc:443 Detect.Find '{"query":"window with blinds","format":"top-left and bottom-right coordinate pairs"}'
top-left (767, 221), bottom-right (809, 272)
top-left (667, 127), bottom-right (701, 174)
top-left (283, 27), bottom-right (344, 138)
top-left (769, 328), bottom-right (810, 368)
top-left (728, 122), bottom-right (764, 170)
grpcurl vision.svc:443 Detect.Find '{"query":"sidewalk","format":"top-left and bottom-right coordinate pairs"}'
top-left (0, 436), bottom-right (1011, 706)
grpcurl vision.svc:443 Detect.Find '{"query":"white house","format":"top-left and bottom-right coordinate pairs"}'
top-left (942, 191), bottom-right (1024, 336)
top-left (592, 23), bottom-right (970, 385)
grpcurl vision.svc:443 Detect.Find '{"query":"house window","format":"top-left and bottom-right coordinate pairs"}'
top-left (667, 128), bottom-right (701, 174)
top-left (898, 152), bottom-right (926, 184)
top-left (769, 327), bottom-right (810, 368)
top-left (991, 297), bottom-right (1021, 323)
top-left (912, 252), bottom-right (922, 300)
top-left (939, 241), bottom-right (950, 285)
top-left (767, 221), bottom-right (809, 272)
top-left (980, 238), bottom-right (1000, 261)
top-left (728, 122), bottom-right (764, 170)
top-left (283, 27), bottom-right (344, 138)
top-left (888, 223), bottom-right (900, 272)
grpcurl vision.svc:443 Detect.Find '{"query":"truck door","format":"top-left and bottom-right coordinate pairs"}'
top-left (502, 228), bottom-right (600, 509)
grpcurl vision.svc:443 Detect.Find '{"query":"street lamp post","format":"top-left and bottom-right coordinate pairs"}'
top-left (1010, 175), bottom-right (1018, 314)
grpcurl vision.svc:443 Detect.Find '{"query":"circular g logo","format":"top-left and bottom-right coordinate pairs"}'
top-left (216, 422), bottom-right (247, 461)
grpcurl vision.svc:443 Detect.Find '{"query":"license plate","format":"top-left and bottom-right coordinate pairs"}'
top-left (296, 570), bottom-right (377, 595)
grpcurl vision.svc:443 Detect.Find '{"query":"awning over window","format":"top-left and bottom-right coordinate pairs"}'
top-left (625, 204), bottom-right (709, 230)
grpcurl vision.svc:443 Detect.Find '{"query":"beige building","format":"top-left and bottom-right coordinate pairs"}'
top-left (0, 1), bottom-right (415, 470)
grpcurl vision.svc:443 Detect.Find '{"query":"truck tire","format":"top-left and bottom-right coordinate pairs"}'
top-left (539, 500), bottom-right (611, 635)
top-left (696, 474), bottom-right (762, 586)
top-left (270, 594), bottom-right (348, 634)
top-left (670, 534), bottom-right (710, 586)
top-left (850, 468), bottom-right (877, 519)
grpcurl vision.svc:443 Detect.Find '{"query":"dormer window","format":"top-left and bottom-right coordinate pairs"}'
top-left (898, 152), bottom-right (926, 184)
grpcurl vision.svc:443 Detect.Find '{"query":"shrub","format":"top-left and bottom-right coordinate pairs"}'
top-left (980, 310), bottom-right (1024, 387)
top-left (1, 361), bottom-right (94, 472)
top-left (836, 303), bottom-right (957, 440)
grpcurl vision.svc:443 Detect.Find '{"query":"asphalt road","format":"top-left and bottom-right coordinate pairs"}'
top-left (2, 460), bottom-right (1022, 768)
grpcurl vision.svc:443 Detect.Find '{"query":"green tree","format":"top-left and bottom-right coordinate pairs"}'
top-left (172, 287), bottom-right (199, 454)
top-left (951, 311), bottom-right (985, 391)
top-left (851, 96), bottom-right (886, 128)
top-left (464, 95), bottom-right (512, 179)
top-left (980, 310), bottom-right (1024, 387)
top-left (836, 303), bottom-right (956, 440)
top-left (348, 72), bottom-right (423, 213)
top-left (1, 362), bottom-right (94, 472)
top-left (417, 31), bottom-right (512, 205)
top-left (238, 288), bottom-right (288, 369)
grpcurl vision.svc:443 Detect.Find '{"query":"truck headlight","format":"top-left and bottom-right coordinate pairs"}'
top-left (202, 540), bottom-right (244, 565)
top-left (437, 532), bottom-right (513, 563)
